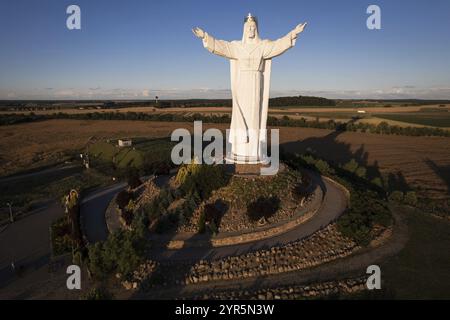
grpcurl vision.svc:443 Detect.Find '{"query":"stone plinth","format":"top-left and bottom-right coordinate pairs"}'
top-left (225, 162), bottom-right (286, 177)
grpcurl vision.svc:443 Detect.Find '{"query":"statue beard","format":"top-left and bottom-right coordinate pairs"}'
top-left (242, 22), bottom-right (260, 44)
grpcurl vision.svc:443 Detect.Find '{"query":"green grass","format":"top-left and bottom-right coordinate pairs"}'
top-left (375, 113), bottom-right (450, 127)
top-left (300, 112), bottom-right (364, 119)
top-left (89, 137), bottom-right (175, 170)
top-left (0, 169), bottom-right (111, 208)
top-left (381, 207), bottom-right (450, 299)
top-left (89, 141), bottom-right (116, 161)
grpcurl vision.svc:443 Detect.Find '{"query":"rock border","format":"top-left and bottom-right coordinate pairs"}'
top-left (151, 174), bottom-right (347, 249)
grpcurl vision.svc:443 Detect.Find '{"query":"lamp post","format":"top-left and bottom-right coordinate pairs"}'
top-left (6, 202), bottom-right (13, 223)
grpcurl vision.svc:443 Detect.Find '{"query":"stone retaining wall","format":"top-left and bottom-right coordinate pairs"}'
top-left (152, 185), bottom-right (324, 249)
top-left (128, 224), bottom-right (393, 292)
top-left (189, 276), bottom-right (368, 300)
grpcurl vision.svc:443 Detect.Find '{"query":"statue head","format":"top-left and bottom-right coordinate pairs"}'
top-left (242, 13), bottom-right (260, 42)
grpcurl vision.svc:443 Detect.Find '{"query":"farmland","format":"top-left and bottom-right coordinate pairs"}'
top-left (0, 119), bottom-right (449, 200)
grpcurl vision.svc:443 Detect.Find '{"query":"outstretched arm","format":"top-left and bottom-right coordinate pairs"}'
top-left (263, 22), bottom-right (307, 59)
top-left (192, 27), bottom-right (236, 59)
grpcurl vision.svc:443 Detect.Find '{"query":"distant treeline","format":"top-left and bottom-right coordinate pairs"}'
top-left (0, 95), bottom-right (336, 109)
top-left (347, 99), bottom-right (450, 106)
top-left (1, 111), bottom-right (449, 137)
top-left (145, 95), bottom-right (336, 108)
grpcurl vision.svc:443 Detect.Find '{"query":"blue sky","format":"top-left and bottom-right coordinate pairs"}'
top-left (1, 0), bottom-right (450, 100)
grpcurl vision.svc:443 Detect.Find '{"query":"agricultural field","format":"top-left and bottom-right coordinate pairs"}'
top-left (0, 119), bottom-right (449, 200)
top-left (2, 103), bottom-right (449, 130)
top-left (374, 112), bottom-right (450, 128)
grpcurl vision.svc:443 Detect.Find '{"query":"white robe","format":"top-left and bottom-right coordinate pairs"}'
top-left (203, 33), bottom-right (296, 163)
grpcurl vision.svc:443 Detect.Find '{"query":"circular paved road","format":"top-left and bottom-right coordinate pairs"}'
top-left (80, 172), bottom-right (348, 261)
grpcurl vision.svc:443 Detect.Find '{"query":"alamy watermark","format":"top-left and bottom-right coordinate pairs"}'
top-left (66, 265), bottom-right (81, 290)
top-left (366, 265), bottom-right (381, 290)
top-left (170, 121), bottom-right (280, 175)
top-left (66, 5), bottom-right (81, 30)
top-left (367, 5), bottom-right (381, 30)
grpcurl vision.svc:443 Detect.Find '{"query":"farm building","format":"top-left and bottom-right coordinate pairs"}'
top-left (118, 138), bottom-right (132, 147)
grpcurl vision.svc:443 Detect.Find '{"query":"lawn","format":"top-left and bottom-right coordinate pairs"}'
top-left (0, 168), bottom-right (111, 208)
top-left (381, 206), bottom-right (450, 299)
top-left (89, 136), bottom-right (175, 170)
top-left (375, 112), bottom-right (450, 128)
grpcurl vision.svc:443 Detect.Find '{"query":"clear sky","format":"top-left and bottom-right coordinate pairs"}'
top-left (1, 0), bottom-right (450, 100)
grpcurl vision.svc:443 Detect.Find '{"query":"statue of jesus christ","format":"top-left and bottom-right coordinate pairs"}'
top-left (193, 14), bottom-right (307, 164)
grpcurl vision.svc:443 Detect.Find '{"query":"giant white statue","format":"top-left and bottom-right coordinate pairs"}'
top-left (193, 14), bottom-right (307, 164)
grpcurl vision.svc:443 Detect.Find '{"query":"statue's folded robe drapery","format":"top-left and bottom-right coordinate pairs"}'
top-left (202, 33), bottom-right (296, 159)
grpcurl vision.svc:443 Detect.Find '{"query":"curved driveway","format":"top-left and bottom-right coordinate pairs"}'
top-left (81, 182), bottom-right (127, 243)
top-left (150, 174), bottom-right (347, 261)
top-left (80, 172), bottom-right (348, 261)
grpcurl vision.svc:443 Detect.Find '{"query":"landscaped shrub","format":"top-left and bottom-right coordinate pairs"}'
top-left (343, 159), bottom-right (359, 173)
top-left (154, 211), bottom-right (179, 233)
top-left (371, 177), bottom-right (383, 188)
top-left (388, 191), bottom-right (404, 202)
top-left (127, 168), bottom-right (142, 189)
top-left (292, 174), bottom-right (311, 200)
top-left (81, 287), bottom-right (113, 300)
top-left (404, 191), bottom-right (418, 206)
top-left (121, 209), bottom-right (134, 226)
top-left (87, 229), bottom-right (145, 279)
top-left (284, 152), bottom-right (393, 246)
top-left (201, 200), bottom-right (228, 233)
top-left (176, 162), bottom-right (228, 200)
top-left (197, 211), bottom-right (206, 234)
top-left (246, 196), bottom-right (281, 222)
top-left (337, 191), bottom-right (392, 246)
top-left (51, 217), bottom-right (72, 256)
top-left (314, 159), bottom-right (331, 175)
top-left (116, 190), bottom-right (132, 209)
top-left (355, 166), bottom-right (367, 178)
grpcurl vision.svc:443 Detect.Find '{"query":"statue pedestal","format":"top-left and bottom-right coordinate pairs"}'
top-left (235, 163), bottom-right (267, 175)
top-left (224, 162), bottom-right (285, 177)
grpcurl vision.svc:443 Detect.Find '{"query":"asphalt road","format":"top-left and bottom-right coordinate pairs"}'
top-left (0, 164), bottom-right (80, 184)
top-left (0, 201), bottom-right (64, 297)
top-left (81, 182), bottom-right (127, 243)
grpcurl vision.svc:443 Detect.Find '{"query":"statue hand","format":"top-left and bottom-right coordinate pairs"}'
top-left (192, 27), bottom-right (205, 39)
top-left (292, 22), bottom-right (307, 37)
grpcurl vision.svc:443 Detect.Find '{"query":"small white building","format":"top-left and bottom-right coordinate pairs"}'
top-left (118, 139), bottom-right (132, 147)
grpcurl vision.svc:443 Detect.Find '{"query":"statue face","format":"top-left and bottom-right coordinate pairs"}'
top-left (247, 21), bottom-right (257, 39)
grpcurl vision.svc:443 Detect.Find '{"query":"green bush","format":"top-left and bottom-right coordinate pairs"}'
top-left (343, 159), bottom-right (359, 173)
top-left (371, 177), bottom-right (383, 188)
top-left (51, 217), bottom-right (72, 256)
top-left (389, 191), bottom-right (404, 202)
top-left (246, 196), bottom-right (281, 222)
top-left (197, 211), bottom-right (206, 234)
top-left (404, 191), bottom-right (418, 206)
top-left (355, 166), bottom-right (367, 178)
top-left (337, 191), bottom-right (392, 246)
top-left (177, 163), bottom-right (228, 200)
top-left (81, 287), bottom-right (113, 300)
top-left (116, 190), bottom-right (132, 209)
top-left (87, 229), bottom-right (145, 279)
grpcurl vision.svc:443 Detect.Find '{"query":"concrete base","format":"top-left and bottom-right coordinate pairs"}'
top-left (225, 162), bottom-right (286, 177)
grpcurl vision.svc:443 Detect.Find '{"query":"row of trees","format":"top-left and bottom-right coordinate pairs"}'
top-left (284, 152), bottom-right (393, 246)
top-left (2, 111), bottom-right (448, 137)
